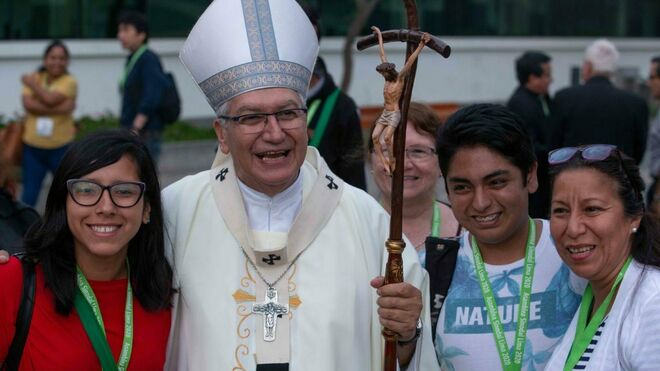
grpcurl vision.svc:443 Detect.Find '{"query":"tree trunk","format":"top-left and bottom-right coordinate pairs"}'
top-left (341, 0), bottom-right (381, 91)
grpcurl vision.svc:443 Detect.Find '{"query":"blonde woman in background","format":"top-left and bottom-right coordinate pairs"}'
top-left (369, 102), bottom-right (461, 266)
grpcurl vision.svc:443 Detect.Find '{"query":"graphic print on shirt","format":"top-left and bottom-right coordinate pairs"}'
top-left (443, 258), bottom-right (577, 335)
top-left (435, 230), bottom-right (582, 371)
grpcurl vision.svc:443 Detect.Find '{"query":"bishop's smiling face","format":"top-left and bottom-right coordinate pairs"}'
top-left (215, 88), bottom-right (308, 196)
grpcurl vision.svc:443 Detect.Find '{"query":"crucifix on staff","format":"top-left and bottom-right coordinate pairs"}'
top-left (357, 0), bottom-right (451, 369)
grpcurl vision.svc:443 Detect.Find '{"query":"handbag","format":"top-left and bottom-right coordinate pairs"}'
top-left (0, 121), bottom-right (24, 166)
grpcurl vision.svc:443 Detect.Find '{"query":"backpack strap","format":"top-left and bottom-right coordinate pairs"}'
top-left (4, 257), bottom-right (36, 371)
top-left (424, 236), bottom-right (460, 341)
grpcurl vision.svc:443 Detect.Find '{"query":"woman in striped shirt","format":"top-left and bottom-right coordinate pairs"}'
top-left (545, 144), bottom-right (660, 370)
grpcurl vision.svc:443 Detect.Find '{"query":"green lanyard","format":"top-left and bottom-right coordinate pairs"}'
top-left (306, 88), bottom-right (341, 148)
top-left (563, 256), bottom-right (632, 371)
top-left (430, 201), bottom-right (441, 238)
top-left (471, 218), bottom-right (536, 371)
top-left (306, 99), bottom-right (322, 126)
top-left (119, 45), bottom-right (148, 91)
top-left (74, 265), bottom-right (134, 371)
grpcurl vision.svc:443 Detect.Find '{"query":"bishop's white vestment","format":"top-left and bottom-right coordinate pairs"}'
top-left (162, 147), bottom-right (438, 370)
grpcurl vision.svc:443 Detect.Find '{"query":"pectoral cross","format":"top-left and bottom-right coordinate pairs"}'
top-left (252, 287), bottom-right (289, 342)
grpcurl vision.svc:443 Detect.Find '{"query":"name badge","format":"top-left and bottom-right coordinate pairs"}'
top-left (36, 117), bottom-right (54, 137)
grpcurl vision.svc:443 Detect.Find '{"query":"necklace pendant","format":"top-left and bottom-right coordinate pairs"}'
top-left (252, 287), bottom-right (289, 342)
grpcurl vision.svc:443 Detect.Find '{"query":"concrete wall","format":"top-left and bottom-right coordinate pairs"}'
top-left (1, 37), bottom-right (659, 124)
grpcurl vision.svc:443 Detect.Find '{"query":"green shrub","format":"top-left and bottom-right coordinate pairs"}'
top-left (74, 113), bottom-right (216, 142)
top-left (163, 121), bottom-right (216, 142)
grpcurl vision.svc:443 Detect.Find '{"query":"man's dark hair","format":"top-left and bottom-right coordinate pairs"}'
top-left (437, 104), bottom-right (536, 184)
top-left (652, 55), bottom-right (660, 77)
top-left (515, 51), bottom-right (551, 85)
top-left (117, 10), bottom-right (149, 43)
top-left (24, 129), bottom-right (173, 315)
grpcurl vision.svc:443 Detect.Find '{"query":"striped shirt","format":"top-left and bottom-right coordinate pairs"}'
top-left (573, 316), bottom-right (608, 370)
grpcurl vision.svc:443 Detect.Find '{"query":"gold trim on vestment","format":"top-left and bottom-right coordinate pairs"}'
top-left (232, 344), bottom-right (249, 371)
top-left (241, 258), bottom-right (256, 287)
top-left (236, 304), bottom-right (252, 339)
top-left (233, 289), bottom-right (256, 302)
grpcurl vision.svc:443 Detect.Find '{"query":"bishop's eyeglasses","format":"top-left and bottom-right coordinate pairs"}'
top-left (219, 108), bottom-right (308, 134)
top-left (66, 179), bottom-right (146, 208)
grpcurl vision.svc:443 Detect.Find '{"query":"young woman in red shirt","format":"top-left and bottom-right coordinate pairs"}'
top-left (0, 130), bottom-right (173, 370)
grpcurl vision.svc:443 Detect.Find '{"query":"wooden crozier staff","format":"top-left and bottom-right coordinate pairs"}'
top-left (357, 1), bottom-right (450, 369)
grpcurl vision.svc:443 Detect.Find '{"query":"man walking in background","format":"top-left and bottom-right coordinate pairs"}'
top-left (551, 39), bottom-right (648, 164)
top-left (507, 51), bottom-right (553, 218)
top-left (117, 10), bottom-right (167, 162)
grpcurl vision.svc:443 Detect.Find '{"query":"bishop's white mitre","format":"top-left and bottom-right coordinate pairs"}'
top-left (180, 0), bottom-right (320, 114)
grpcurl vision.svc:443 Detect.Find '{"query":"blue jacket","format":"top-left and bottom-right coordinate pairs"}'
top-left (120, 48), bottom-right (166, 131)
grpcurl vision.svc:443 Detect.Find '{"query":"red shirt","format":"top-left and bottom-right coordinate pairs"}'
top-left (0, 257), bottom-right (171, 370)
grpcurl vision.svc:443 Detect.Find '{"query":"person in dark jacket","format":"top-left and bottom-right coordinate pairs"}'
top-left (306, 58), bottom-right (366, 190)
top-left (0, 157), bottom-right (39, 255)
top-left (117, 10), bottom-right (166, 162)
top-left (303, 5), bottom-right (366, 190)
top-left (551, 39), bottom-right (648, 164)
top-left (507, 51), bottom-right (553, 218)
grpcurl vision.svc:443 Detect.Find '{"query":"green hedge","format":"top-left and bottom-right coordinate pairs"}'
top-left (75, 114), bottom-right (216, 142)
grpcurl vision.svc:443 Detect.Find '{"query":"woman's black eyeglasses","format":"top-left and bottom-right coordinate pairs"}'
top-left (548, 144), bottom-right (642, 200)
top-left (66, 179), bottom-right (146, 208)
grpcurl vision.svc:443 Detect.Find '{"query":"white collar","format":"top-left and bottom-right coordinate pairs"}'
top-left (237, 174), bottom-right (303, 233)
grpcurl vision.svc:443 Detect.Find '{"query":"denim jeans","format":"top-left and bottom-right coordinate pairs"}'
top-left (21, 143), bottom-right (69, 207)
top-left (142, 129), bottom-right (163, 164)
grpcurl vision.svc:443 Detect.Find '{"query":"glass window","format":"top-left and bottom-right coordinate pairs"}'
top-left (1, 0), bottom-right (659, 39)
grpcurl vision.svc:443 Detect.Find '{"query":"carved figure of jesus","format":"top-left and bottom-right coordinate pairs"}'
top-left (371, 26), bottom-right (430, 174)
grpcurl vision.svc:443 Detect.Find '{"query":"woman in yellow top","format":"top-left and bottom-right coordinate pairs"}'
top-left (21, 40), bottom-right (77, 207)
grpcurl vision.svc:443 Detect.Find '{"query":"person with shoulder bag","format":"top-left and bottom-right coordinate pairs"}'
top-left (117, 10), bottom-right (172, 163)
top-left (0, 130), bottom-right (173, 370)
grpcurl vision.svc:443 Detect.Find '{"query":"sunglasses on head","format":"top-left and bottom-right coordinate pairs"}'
top-left (548, 144), bottom-right (642, 200)
top-left (548, 144), bottom-right (618, 165)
